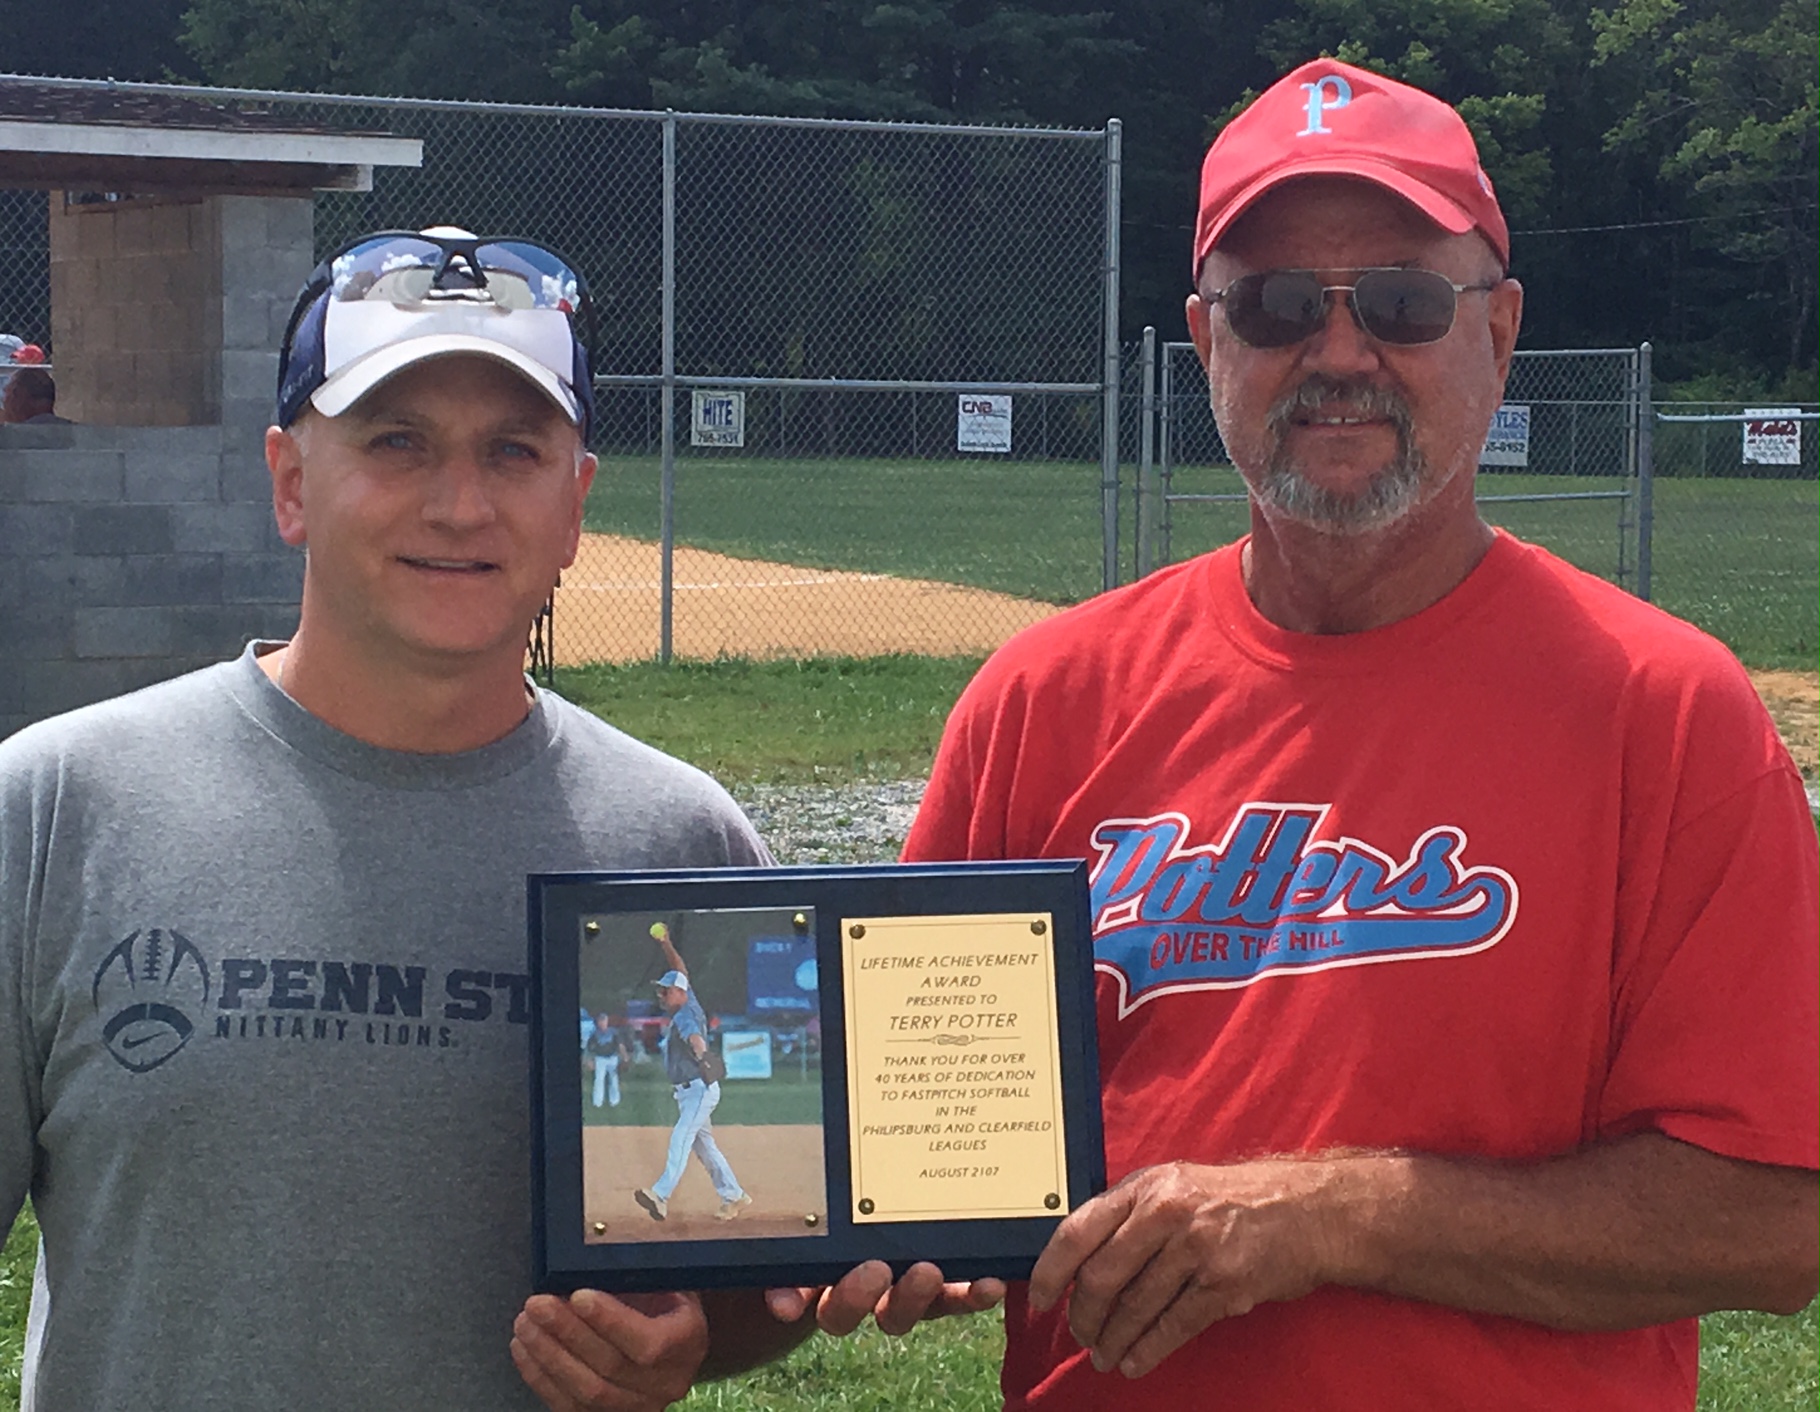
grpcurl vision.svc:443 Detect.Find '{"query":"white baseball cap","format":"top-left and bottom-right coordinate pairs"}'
top-left (276, 226), bottom-right (594, 433)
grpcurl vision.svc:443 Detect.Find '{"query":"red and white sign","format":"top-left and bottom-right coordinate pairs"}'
top-left (1743, 407), bottom-right (1801, 466)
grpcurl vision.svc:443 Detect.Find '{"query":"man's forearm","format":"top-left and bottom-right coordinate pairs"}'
top-left (1326, 1133), bottom-right (1817, 1329)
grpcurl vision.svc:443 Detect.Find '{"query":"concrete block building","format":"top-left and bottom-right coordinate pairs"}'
top-left (0, 79), bottom-right (418, 737)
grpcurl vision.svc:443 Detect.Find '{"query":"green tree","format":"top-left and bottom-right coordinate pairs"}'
top-left (553, 0), bottom-right (1133, 124)
top-left (1592, 0), bottom-right (1817, 375)
top-left (1246, 0), bottom-right (1582, 223)
top-left (178, 0), bottom-right (572, 101)
top-left (0, 0), bottom-right (198, 81)
top-left (1188, 0), bottom-right (1646, 357)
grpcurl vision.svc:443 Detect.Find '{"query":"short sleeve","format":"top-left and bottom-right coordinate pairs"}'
top-left (0, 741), bottom-right (49, 1240)
top-left (1600, 764), bottom-right (1819, 1169)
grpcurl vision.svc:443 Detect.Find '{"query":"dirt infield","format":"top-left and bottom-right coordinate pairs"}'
top-left (584, 1124), bottom-right (828, 1244)
top-left (555, 534), bottom-right (1061, 663)
top-left (552, 537), bottom-right (1819, 780)
top-left (1750, 670), bottom-right (1818, 778)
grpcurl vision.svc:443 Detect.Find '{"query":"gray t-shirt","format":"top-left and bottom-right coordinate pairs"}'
top-left (0, 646), bottom-right (770, 1411)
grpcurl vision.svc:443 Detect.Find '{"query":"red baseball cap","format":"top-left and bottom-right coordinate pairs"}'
top-left (1193, 59), bottom-right (1510, 277)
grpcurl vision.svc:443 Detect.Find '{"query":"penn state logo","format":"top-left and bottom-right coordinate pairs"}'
top-left (92, 929), bottom-right (212, 1073)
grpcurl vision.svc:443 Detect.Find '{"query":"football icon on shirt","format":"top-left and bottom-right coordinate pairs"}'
top-left (91, 928), bottom-right (212, 1073)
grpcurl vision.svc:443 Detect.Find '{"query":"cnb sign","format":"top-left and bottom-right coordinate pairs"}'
top-left (957, 394), bottom-right (1012, 453)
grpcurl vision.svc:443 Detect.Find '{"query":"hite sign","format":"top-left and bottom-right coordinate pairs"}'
top-left (1479, 404), bottom-right (1530, 467)
top-left (692, 390), bottom-right (745, 447)
top-left (957, 394), bottom-right (1012, 453)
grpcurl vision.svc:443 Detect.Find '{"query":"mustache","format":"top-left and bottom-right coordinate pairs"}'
top-left (1266, 375), bottom-right (1414, 436)
top-left (1254, 374), bottom-right (1427, 535)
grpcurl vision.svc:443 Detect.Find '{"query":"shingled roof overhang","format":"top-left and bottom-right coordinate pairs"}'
top-left (0, 78), bottom-right (421, 195)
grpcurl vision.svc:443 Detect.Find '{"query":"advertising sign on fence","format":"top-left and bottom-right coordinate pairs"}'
top-left (747, 934), bottom-right (818, 1014)
top-left (1479, 404), bottom-right (1531, 467)
top-left (718, 1030), bottom-right (774, 1080)
top-left (691, 389), bottom-right (746, 447)
top-left (957, 394), bottom-right (1013, 453)
top-left (1742, 408), bottom-right (1802, 466)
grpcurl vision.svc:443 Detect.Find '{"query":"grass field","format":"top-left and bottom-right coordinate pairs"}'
top-left (557, 656), bottom-right (983, 783)
top-left (1141, 464), bottom-right (1817, 670)
top-left (0, 1217), bottom-right (24, 1412)
top-left (585, 1062), bottom-right (824, 1128)
top-left (585, 454), bottom-right (1817, 669)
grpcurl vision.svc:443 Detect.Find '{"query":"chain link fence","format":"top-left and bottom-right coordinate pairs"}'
top-left (1147, 340), bottom-right (1644, 585)
top-left (1649, 403), bottom-right (1818, 667)
top-left (7, 78), bottom-right (1812, 670)
top-left (308, 98), bottom-right (1123, 667)
top-left (3, 79), bottom-right (1120, 665)
top-left (0, 188), bottom-right (49, 349)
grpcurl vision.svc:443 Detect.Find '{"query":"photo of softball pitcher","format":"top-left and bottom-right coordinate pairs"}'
top-left (578, 905), bottom-right (827, 1244)
top-left (636, 920), bottom-right (749, 1222)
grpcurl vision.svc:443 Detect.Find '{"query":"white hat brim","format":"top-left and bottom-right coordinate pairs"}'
top-left (309, 333), bottom-right (581, 424)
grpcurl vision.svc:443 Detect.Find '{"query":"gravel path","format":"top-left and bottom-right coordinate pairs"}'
top-left (730, 773), bottom-right (1819, 866)
top-left (728, 779), bottom-right (925, 866)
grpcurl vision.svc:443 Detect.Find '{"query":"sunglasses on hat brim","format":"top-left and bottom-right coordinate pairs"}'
top-left (276, 229), bottom-right (596, 430)
top-left (320, 231), bottom-right (589, 312)
top-left (1203, 268), bottom-right (1499, 349)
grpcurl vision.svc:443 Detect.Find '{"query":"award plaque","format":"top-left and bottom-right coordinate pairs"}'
top-left (528, 861), bottom-right (1104, 1294)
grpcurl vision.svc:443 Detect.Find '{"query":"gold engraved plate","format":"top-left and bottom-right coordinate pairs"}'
top-left (843, 913), bottom-right (1068, 1223)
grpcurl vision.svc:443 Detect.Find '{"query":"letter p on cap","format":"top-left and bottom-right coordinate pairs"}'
top-left (1298, 74), bottom-right (1352, 136)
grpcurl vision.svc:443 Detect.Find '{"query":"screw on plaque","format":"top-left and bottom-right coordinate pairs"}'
top-left (592, 1220), bottom-right (607, 1233)
top-left (1044, 1193), bottom-right (1061, 1210)
top-left (849, 924), bottom-right (866, 940)
top-left (793, 912), bottom-right (809, 931)
top-left (584, 920), bottom-right (601, 936)
top-left (1030, 920), bottom-right (1047, 936)
top-left (858, 1198), bottom-right (875, 1215)
top-left (804, 1212), bottom-right (821, 1228)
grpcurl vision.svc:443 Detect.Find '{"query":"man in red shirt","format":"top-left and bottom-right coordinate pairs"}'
top-left (899, 59), bottom-right (1818, 1409)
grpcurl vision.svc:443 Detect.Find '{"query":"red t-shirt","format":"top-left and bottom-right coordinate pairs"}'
top-left (903, 533), bottom-right (1818, 1412)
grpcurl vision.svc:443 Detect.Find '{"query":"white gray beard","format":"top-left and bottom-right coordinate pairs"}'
top-left (1250, 377), bottom-right (1428, 536)
top-left (1254, 445), bottom-right (1428, 535)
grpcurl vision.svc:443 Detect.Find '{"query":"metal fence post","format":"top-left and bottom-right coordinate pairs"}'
top-left (659, 112), bottom-right (677, 663)
top-left (1135, 325), bottom-right (1157, 576)
top-left (1158, 340), bottom-right (1175, 567)
top-left (1636, 341), bottom-right (1654, 602)
top-left (1100, 117), bottom-right (1123, 593)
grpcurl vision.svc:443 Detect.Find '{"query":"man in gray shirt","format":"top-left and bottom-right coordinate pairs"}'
top-left (0, 227), bottom-right (924, 1411)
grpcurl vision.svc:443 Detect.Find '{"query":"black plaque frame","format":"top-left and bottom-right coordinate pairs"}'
top-left (530, 861), bottom-right (1104, 1294)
